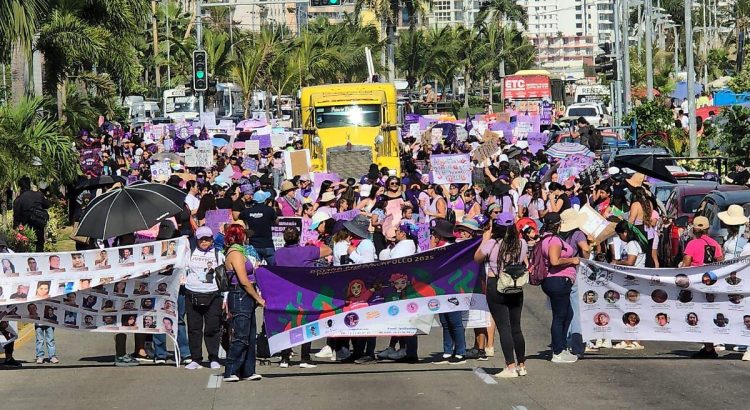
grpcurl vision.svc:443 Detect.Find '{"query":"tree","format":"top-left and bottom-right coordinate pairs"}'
top-left (714, 105), bottom-right (750, 160)
top-left (231, 26), bottom-right (279, 117)
top-left (0, 96), bottom-right (79, 193)
top-left (0, 0), bottom-right (46, 103)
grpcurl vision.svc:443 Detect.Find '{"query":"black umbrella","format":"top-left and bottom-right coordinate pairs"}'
top-left (75, 182), bottom-right (186, 239)
top-left (612, 153), bottom-right (677, 183)
top-left (75, 175), bottom-right (126, 191)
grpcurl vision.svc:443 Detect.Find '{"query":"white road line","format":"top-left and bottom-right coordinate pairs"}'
top-left (472, 367), bottom-right (498, 385)
top-left (207, 374), bottom-right (222, 389)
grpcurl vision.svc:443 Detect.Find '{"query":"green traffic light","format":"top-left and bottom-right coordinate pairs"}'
top-left (197, 71), bottom-right (205, 79)
top-left (329, 0), bottom-right (338, 4)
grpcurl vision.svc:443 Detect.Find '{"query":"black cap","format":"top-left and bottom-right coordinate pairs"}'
top-left (544, 212), bottom-right (561, 226)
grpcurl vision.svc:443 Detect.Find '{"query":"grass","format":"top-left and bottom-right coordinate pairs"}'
top-left (53, 226), bottom-right (77, 252)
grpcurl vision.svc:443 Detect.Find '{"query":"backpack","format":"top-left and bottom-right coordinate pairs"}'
top-left (26, 205), bottom-right (49, 229)
top-left (497, 263), bottom-right (529, 294)
top-left (529, 234), bottom-right (566, 286)
top-left (588, 127), bottom-right (603, 151)
top-left (446, 207), bottom-right (457, 224)
top-left (213, 248), bottom-right (231, 292)
top-left (702, 238), bottom-right (717, 264)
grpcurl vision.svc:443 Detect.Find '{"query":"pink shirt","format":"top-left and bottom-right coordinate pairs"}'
top-left (542, 235), bottom-right (577, 282)
top-left (684, 236), bottom-right (723, 266)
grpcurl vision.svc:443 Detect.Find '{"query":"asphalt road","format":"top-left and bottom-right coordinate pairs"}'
top-left (1, 288), bottom-right (748, 410)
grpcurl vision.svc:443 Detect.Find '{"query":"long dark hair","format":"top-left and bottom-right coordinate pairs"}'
top-left (492, 223), bottom-right (522, 267)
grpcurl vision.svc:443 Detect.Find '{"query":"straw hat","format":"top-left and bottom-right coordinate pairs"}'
top-left (559, 208), bottom-right (583, 233)
top-left (279, 180), bottom-right (297, 194)
top-left (718, 204), bottom-right (749, 226)
top-left (625, 172), bottom-right (645, 188)
top-left (320, 192), bottom-right (336, 203)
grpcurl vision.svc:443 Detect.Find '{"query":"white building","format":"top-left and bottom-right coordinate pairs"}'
top-left (425, 0), bottom-right (486, 28)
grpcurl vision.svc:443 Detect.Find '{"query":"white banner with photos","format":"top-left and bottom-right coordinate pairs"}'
top-left (0, 238), bottom-right (189, 339)
top-left (578, 259), bottom-right (750, 345)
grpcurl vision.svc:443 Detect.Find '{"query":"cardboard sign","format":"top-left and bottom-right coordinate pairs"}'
top-left (204, 209), bottom-right (233, 236)
top-left (430, 127), bottom-right (443, 145)
top-left (250, 134), bottom-right (272, 149)
top-left (409, 123), bottom-right (420, 138)
top-left (430, 154), bottom-right (472, 184)
top-left (496, 112), bottom-right (511, 123)
top-left (243, 157), bottom-right (258, 172)
top-left (301, 218), bottom-right (319, 245)
top-left (271, 133), bottom-right (287, 148)
top-left (272, 217), bottom-right (303, 250)
top-left (284, 149), bottom-right (310, 179)
top-left (184, 148), bottom-right (213, 168)
top-left (195, 140), bottom-right (213, 151)
top-left (246, 140), bottom-right (260, 155)
top-left (417, 223), bottom-right (431, 252)
top-left (473, 137), bottom-right (500, 163)
top-left (200, 112), bottom-right (217, 127)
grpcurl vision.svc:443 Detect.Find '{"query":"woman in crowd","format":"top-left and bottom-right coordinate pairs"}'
top-left (539, 213), bottom-right (580, 364)
top-left (422, 184), bottom-right (447, 223)
top-left (462, 186), bottom-right (482, 220)
top-left (611, 220), bottom-right (646, 350)
top-left (223, 224), bottom-right (266, 382)
top-left (343, 215), bottom-right (378, 363)
top-left (277, 181), bottom-right (301, 217)
top-left (559, 209), bottom-right (590, 357)
top-left (718, 204), bottom-right (748, 259)
top-left (474, 212), bottom-right (528, 377)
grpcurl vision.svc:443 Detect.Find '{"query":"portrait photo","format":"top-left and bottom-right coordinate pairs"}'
top-left (10, 284), bottom-right (29, 300)
top-left (82, 294), bottom-right (98, 310)
top-left (48, 255), bottom-right (66, 273)
top-left (655, 313), bottom-right (669, 327)
top-left (133, 281), bottom-right (150, 295)
top-left (744, 315), bottom-right (750, 331)
top-left (726, 271), bottom-right (742, 286)
top-left (625, 289), bottom-right (640, 303)
top-left (79, 278), bottom-right (92, 290)
top-left (701, 272), bottom-right (717, 286)
top-left (43, 305), bottom-right (58, 324)
top-left (94, 250), bottom-right (111, 270)
top-left (622, 312), bottom-right (640, 327)
top-left (713, 313), bottom-right (729, 328)
top-left (161, 299), bottom-right (176, 315)
top-left (63, 310), bottom-right (77, 327)
top-left (141, 245), bottom-right (156, 262)
top-left (63, 292), bottom-right (78, 307)
top-left (70, 253), bottom-right (88, 271)
top-left (113, 281), bottom-right (128, 296)
top-left (678, 290), bottom-right (693, 303)
top-left (729, 294), bottom-right (744, 305)
top-left (122, 299), bottom-right (137, 311)
top-left (154, 282), bottom-right (169, 296)
top-left (26, 303), bottom-right (40, 320)
top-left (674, 274), bottom-right (690, 289)
top-left (162, 317), bottom-right (174, 335)
top-left (121, 314), bottom-right (138, 328)
top-left (143, 315), bottom-right (157, 329)
top-left (101, 299), bottom-right (117, 312)
top-left (593, 312), bottom-right (610, 326)
top-left (26, 257), bottom-right (41, 275)
top-left (35, 281), bottom-right (51, 298)
top-left (102, 315), bottom-right (117, 326)
top-left (118, 248), bottom-right (134, 265)
top-left (161, 240), bottom-right (177, 257)
top-left (140, 298), bottom-right (156, 311)
top-left (305, 323), bottom-right (320, 338)
top-left (686, 312), bottom-right (699, 327)
top-left (582, 290), bottom-right (598, 304)
top-left (604, 290), bottom-right (620, 304)
top-left (705, 293), bottom-right (716, 303)
top-left (651, 289), bottom-right (668, 304)
top-left (2, 258), bottom-right (17, 276)
top-left (83, 315), bottom-right (97, 329)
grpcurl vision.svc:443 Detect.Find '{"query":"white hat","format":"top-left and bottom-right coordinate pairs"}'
top-left (718, 204), bottom-right (749, 226)
top-left (560, 208), bottom-right (584, 233)
top-left (320, 192), bottom-right (336, 203)
top-left (309, 212), bottom-right (332, 230)
top-left (516, 140), bottom-right (529, 149)
top-left (498, 154), bottom-right (509, 163)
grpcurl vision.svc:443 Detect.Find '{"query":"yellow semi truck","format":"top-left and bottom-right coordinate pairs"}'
top-left (300, 83), bottom-right (400, 178)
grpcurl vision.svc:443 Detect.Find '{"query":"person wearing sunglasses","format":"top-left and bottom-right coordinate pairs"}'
top-left (183, 226), bottom-right (224, 371)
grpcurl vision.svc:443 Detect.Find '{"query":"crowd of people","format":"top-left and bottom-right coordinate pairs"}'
top-left (2, 114), bottom-right (750, 380)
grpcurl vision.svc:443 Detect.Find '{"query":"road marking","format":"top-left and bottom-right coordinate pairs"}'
top-left (472, 367), bottom-right (498, 385)
top-left (207, 374), bottom-right (222, 389)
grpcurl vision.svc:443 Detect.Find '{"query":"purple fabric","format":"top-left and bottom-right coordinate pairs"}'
top-left (274, 245), bottom-right (321, 268)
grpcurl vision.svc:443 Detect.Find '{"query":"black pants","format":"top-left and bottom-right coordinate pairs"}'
top-left (115, 333), bottom-right (127, 357)
top-left (282, 343), bottom-right (311, 362)
top-left (352, 337), bottom-right (376, 358)
top-left (185, 291), bottom-right (223, 362)
top-left (486, 278), bottom-right (526, 365)
top-left (33, 226), bottom-right (44, 252)
top-left (4, 341), bottom-right (13, 357)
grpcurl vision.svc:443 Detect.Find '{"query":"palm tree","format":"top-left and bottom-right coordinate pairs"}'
top-left (476, 0), bottom-right (528, 98)
top-left (232, 27), bottom-right (279, 117)
top-left (475, 23), bottom-right (504, 106)
top-left (456, 26), bottom-right (483, 108)
top-left (1, 0), bottom-right (46, 104)
top-left (0, 96), bottom-right (79, 193)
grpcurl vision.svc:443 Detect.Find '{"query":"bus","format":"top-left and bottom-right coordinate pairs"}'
top-left (502, 70), bottom-right (553, 115)
top-left (300, 83), bottom-right (400, 178)
top-left (163, 85), bottom-right (198, 121)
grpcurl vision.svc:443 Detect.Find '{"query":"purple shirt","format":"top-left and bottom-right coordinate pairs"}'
top-left (274, 244), bottom-right (321, 268)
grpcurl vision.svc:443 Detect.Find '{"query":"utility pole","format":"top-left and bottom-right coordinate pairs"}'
top-left (622, 0), bottom-right (632, 113)
top-left (673, 25), bottom-right (679, 74)
top-left (702, 0), bottom-right (709, 89)
top-left (196, 0), bottom-right (204, 114)
top-left (152, 0), bottom-right (161, 91)
top-left (686, 0), bottom-right (697, 156)
top-left (166, 0), bottom-right (171, 88)
top-left (645, 0), bottom-right (654, 100)
top-left (613, 0), bottom-right (623, 127)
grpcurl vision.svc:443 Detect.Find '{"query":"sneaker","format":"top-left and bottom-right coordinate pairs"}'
top-left (463, 348), bottom-right (480, 360)
top-left (36, 357), bottom-right (44, 364)
top-left (354, 355), bottom-right (375, 364)
top-left (585, 345), bottom-right (600, 353)
top-left (50, 356), bottom-right (59, 364)
top-left (392, 349), bottom-right (408, 360)
top-left (691, 347), bottom-right (718, 359)
top-left (223, 375), bottom-right (240, 382)
top-left (629, 342), bottom-right (645, 350)
top-left (551, 352), bottom-right (578, 364)
top-left (448, 355), bottom-right (467, 365)
top-left (517, 366), bottom-right (528, 376)
top-left (3, 358), bottom-right (22, 367)
top-left (433, 354), bottom-right (452, 364)
top-left (743, 351), bottom-right (750, 361)
top-left (714, 344), bottom-right (726, 352)
top-left (242, 374), bottom-right (263, 381)
top-left (315, 345), bottom-right (333, 358)
top-left (597, 339), bottom-right (612, 349)
top-left (477, 350), bottom-right (489, 361)
top-left (335, 347), bottom-right (351, 361)
top-left (495, 367), bottom-right (519, 378)
top-left (132, 354), bottom-right (152, 362)
top-left (734, 345), bottom-right (748, 352)
top-left (377, 347), bottom-right (397, 360)
top-left (185, 361), bottom-right (204, 370)
top-left (279, 361), bottom-right (289, 368)
top-left (299, 362), bottom-right (317, 368)
top-left (485, 347), bottom-right (495, 357)
top-left (613, 341), bottom-right (631, 349)
top-left (210, 361), bottom-right (221, 369)
top-left (181, 358), bottom-right (193, 365)
top-left (115, 355), bottom-right (140, 367)
top-left (154, 358), bottom-right (167, 365)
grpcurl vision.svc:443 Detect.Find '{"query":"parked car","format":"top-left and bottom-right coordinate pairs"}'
top-left (664, 182), bottom-right (747, 224)
top-left (565, 102), bottom-right (609, 126)
top-left (693, 190), bottom-right (750, 245)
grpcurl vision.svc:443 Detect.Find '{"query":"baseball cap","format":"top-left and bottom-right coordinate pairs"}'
top-left (196, 226), bottom-right (213, 239)
top-left (495, 212), bottom-right (515, 227)
top-left (253, 190), bottom-right (271, 203)
top-left (544, 212), bottom-right (561, 226)
top-left (693, 216), bottom-right (710, 230)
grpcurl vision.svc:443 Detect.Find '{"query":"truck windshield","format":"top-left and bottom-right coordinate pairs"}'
top-left (315, 104), bottom-right (381, 128)
top-left (166, 96), bottom-right (197, 113)
top-left (568, 107), bottom-right (598, 117)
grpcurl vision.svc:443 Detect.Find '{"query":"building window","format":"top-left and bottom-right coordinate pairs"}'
top-left (576, 23), bottom-right (582, 28)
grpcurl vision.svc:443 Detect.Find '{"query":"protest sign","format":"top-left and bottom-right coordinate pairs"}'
top-left (271, 217), bottom-right (303, 250)
top-left (541, 101), bottom-right (553, 125)
top-left (332, 209), bottom-right (360, 221)
top-left (473, 135), bottom-right (500, 163)
top-left (255, 239), bottom-right (485, 353)
top-left (409, 123), bottom-right (420, 138)
top-left (579, 160), bottom-right (608, 187)
top-left (200, 112), bottom-right (216, 127)
top-left (578, 259), bottom-right (750, 345)
top-left (271, 133), bottom-right (287, 148)
top-left (430, 127), bottom-right (443, 146)
top-left (184, 148), bottom-right (213, 168)
top-left (311, 172), bottom-right (341, 201)
top-left (557, 154), bottom-right (594, 181)
top-left (150, 161), bottom-right (171, 182)
top-left (195, 140), bottom-right (212, 151)
top-left (0, 239), bottom-right (188, 345)
top-left (242, 157), bottom-right (258, 172)
top-left (301, 218), bottom-right (318, 245)
top-left (246, 140), bottom-right (260, 155)
top-left (430, 154), bottom-right (472, 184)
top-left (250, 134), bottom-right (272, 149)
top-left (204, 209), bottom-right (233, 236)
top-left (578, 204), bottom-right (613, 240)
top-left (284, 149), bottom-right (310, 180)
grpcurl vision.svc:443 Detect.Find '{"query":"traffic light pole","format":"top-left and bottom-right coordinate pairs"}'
top-left (613, 0), bottom-right (623, 128)
top-left (621, 0), bottom-right (632, 113)
top-left (685, 0), bottom-right (697, 156)
top-left (197, 1), bottom-right (204, 114)
top-left (645, 0), bottom-right (654, 101)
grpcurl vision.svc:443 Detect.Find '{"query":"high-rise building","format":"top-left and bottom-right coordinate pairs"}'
top-left (424, 0), bottom-right (486, 29)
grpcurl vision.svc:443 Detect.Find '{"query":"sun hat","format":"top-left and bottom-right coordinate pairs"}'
top-left (693, 216), bottom-right (710, 230)
top-left (360, 184), bottom-right (372, 198)
top-left (299, 174), bottom-right (311, 182)
top-left (279, 180), bottom-right (297, 194)
top-left (253, 190), bottom-right (271, 203)
top-left (309, 212), bottom-right (332, 231)
top-left (456, 219), bottom-right (482, 233)
top-left (626, 172), bottom-right (645, 188)
top-left (718, 204), bottom-right (749, 226)
top-left (429, 218), bottom-right (455, 239)
top-left (196, 226), bottom-right (213, 239)
top-left (560, 208), bottom-right (583, 233)
top-left (344, 215), bottom-right (372, 239)
top-left (320, 192), bottom-right (336, 203)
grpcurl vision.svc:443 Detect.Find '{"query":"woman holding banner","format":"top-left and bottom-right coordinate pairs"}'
top-left (223, 224), bottom-right (266, 382)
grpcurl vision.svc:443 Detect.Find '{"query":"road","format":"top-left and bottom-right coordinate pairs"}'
top-left (1, 288), bottom-right (748, 410)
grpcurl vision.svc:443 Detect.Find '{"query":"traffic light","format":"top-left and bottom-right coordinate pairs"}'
top-left (192, 50), bottom-right (207, 91)
top-left (595, 54), bottom-right (617, 81)
top-left (310, 0), bottom-right (341, 5)
top-left (598, 42), bottom-right (611, 55)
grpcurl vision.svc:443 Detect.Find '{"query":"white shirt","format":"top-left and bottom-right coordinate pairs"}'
top-left (333, 241), bottom-right (349, 266)
top-left (621, 240), bottom-right (646, 268)
top-left (725, 232), bottom-right (748, 259)
top-left (349, 239), bottom-right (376, 264)
top-left (387, 240), bottom-right (417, 260)
top-left (185, 193), bottom-right (200, 212)
top-left (185, 247), bottom-right (224, 293)
top-left (680, 115), bottom-right (689, 129)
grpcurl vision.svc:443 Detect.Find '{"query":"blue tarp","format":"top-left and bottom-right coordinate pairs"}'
top-left (671, 81), bottom-right (704, 100)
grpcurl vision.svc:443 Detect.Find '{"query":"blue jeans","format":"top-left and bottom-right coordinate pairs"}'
top-left (567, 280), bottom-right (584, 356)
top-left (35, 325), bottom-right (56, 358)
top-left (542, 276), bottom-right (574, 355)
top-left (154, 291), bottom-right (191, 360)
top-left (438, 311), bottom-right (466, 356)
top-left (255, 247), bottom-right (275, 266)
top-left (224, 289), bottom-right (257, 379)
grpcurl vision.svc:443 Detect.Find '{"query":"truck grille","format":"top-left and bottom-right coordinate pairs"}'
top-left (327, 146), bottom-right (373, 179)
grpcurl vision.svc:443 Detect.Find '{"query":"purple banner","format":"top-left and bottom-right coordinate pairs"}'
top-left (255, 239), bottom-right (484, 353)
top-left (541, 101), bottom-right (553, 125)
top-left (204, 209), bottom-right (232, 236)
top-left (332, 209), bottom-right (360, 221)
top-left (250, 134), bottom-right (272, 149)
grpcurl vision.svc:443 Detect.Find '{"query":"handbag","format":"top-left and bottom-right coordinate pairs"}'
top-left (190, 291), bottom-right (217, 307)
top-left (256, 323), bottom-right (271, 359)
top-left (496, 263), bottom-right (529, 294)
